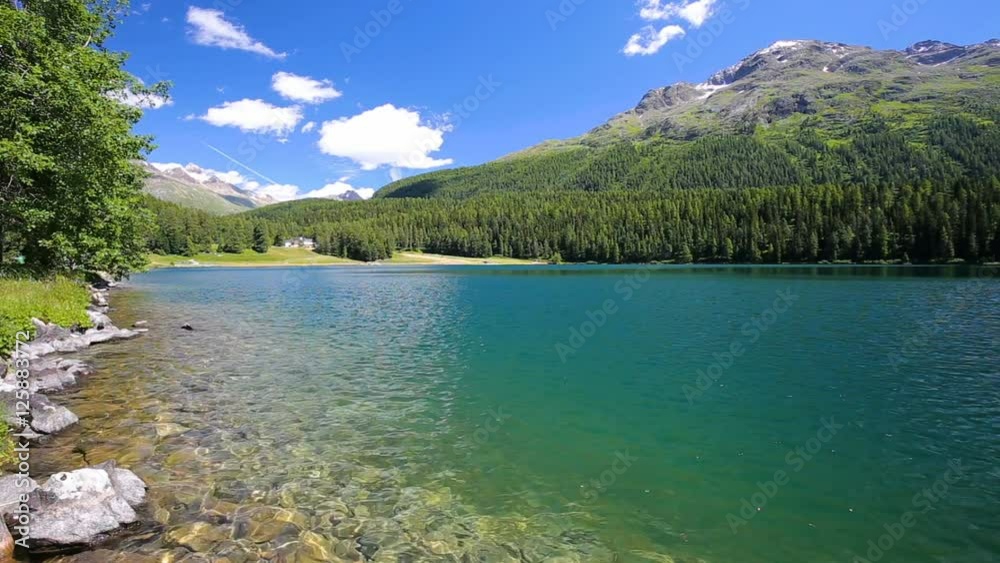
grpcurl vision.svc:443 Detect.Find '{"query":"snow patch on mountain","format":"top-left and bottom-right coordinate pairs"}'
top-left (759, 40), bottom-right (806, 55)
top-left (695, 82), bottom-right (730, 99)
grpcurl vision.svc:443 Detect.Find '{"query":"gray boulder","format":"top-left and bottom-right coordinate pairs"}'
top-left (82, 325), bottom-right (139, 346)
top-left (90, 292), bottom-right (109, 309)
top-left (0, 357), bottom-right (92, 395)
top-left (25, 463), bottom-right (146, 549)
top-left (0, 474), bottom-right (39, 516)
top-left (19, 318), bottom-right (139, 360)
top-left (86, 309), bottom-right (112, 330)
top-left (29, 395), bottom-right (79, 435)
top-left (91, 461), bottom-right (146, 507)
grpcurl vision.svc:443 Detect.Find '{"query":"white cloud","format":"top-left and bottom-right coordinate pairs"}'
top-left (389, 168), bottom-right (404, 182)
top-left (623, 25), bottom-right (686, 56)
top-left (256, 184), bottom-right (301, 202)
top-left (211, 170), bottom-right (247, 185)
top-left (249, 181), bottom-right (374, 202)
top-left (318, 104), bottom-right (453, 170)
top-left (638, 0), bottom-right (718, 27)
top-left (199, 99), bottom-right (303, 135)
top-left (109, 89), bottom-right (172, 109)
top-left (150, 162), bottom-right (375, 202)
top-left (186, 7), bottom-right (285, 58)
top-left (150, 162), bottom-right (249, 186)
top-left (272, 72), bottom-right (342, 104)
top-left (301, 121), bottom-right (316, 133)
top-left (302, 181), bottom-right (364, 199)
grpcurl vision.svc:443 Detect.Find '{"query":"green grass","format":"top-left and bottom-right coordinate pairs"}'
top-left (0, 404), bottom-right (17, 469)
top-left (0, 277), bottom-right (92, 356)
top-left (147, 247), bottom-right (359, 268)
top-left (149, 248), bottom-right (546, 268)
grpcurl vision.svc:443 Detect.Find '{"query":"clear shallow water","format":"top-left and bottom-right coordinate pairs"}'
top-left (35, 265), bottom-right (1000, 562)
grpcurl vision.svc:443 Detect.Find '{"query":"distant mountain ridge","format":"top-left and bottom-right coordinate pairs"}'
top-left (376, 38), bottom-right (1000, 199)
top-left (140, 162), bottom-right (369, 214)
top-left (139, 162), bottom-right (273, 215)
top-left (587, 38), bottom-right (999, 144)
top-left (149, 162), bottom-right (276, 208)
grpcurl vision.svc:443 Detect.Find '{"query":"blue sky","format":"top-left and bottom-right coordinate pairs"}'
top-left (113, 0), bottom-right (999, 200)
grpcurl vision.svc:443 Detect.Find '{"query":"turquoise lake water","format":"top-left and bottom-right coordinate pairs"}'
top-left (42, 265), bottom-right (1000, 562)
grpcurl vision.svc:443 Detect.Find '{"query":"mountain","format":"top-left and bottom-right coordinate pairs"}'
top-left (140, 162), bottom-right (372, 214)
top-left (139, 162), bottom-right (275, 215)
top-left (587, 38), bottom-right (998, 143)
top-left (377, 39), bottom-right (1000, 199)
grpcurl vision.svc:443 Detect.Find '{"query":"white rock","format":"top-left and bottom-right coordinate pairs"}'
top-left (28, 465), bottom-right (146, 547)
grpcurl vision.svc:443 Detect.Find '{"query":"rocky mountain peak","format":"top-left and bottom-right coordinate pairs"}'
top-left (589, 37), bottom-right (999, 145)
top-left (704, 40), bottom-right (861, 87)
top-left (905, 40), bottom-right (966, 65)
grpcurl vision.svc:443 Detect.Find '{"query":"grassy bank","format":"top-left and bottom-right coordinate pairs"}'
top-left (147, 247), bottom-right (358, 268)
top-left (148, 248), bottom-right (546, 268)
top-left (384, 252), bottom-right (544, 265)
top-left (0, 278), bottom-right (92, 356)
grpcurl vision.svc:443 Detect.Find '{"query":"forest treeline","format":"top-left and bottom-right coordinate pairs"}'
top-left (146, 113), bottom-right (1000, 265)
top-left (148, 178), bottom-right (1000, 264)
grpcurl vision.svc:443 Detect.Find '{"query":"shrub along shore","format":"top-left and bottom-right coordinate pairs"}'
top-left (0, 278), bottom-right (92, 357)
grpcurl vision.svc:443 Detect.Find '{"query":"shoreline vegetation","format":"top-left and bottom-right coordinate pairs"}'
top-left (0, 278), bottom-right (92, 357)
top-left (144, 246), bottom-right (993, 270)
top-left (146, 248), bottom-right (547, 268)
top-left (147, 181), bottom-right (1000, 268)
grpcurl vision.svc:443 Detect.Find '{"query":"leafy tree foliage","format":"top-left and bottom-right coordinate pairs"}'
top-left (0, 0), bottom-right (167, 277)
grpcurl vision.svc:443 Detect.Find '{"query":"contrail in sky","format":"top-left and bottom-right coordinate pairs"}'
top-left (203, 143), bottom-right (282, 186)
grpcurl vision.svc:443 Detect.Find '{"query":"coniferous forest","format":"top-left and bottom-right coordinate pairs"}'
top-left (147, 178), bottom-right (1000, 264)
top-left (146, 114), bottom-right (1000, 265)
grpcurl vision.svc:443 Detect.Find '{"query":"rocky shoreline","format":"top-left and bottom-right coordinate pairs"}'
top-left (0, 282), bottom-right (148, 560)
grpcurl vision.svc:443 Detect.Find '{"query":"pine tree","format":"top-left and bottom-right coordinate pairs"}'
top-left (252, 223), bottom-right (270, 254)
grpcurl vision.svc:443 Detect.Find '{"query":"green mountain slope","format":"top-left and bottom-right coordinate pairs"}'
top-left (377, 39), bottom-right (1000, 199)
top-left (143, 175), bottom-right (251, 215)
top-left (138, 162), bottom-right (277, 215)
